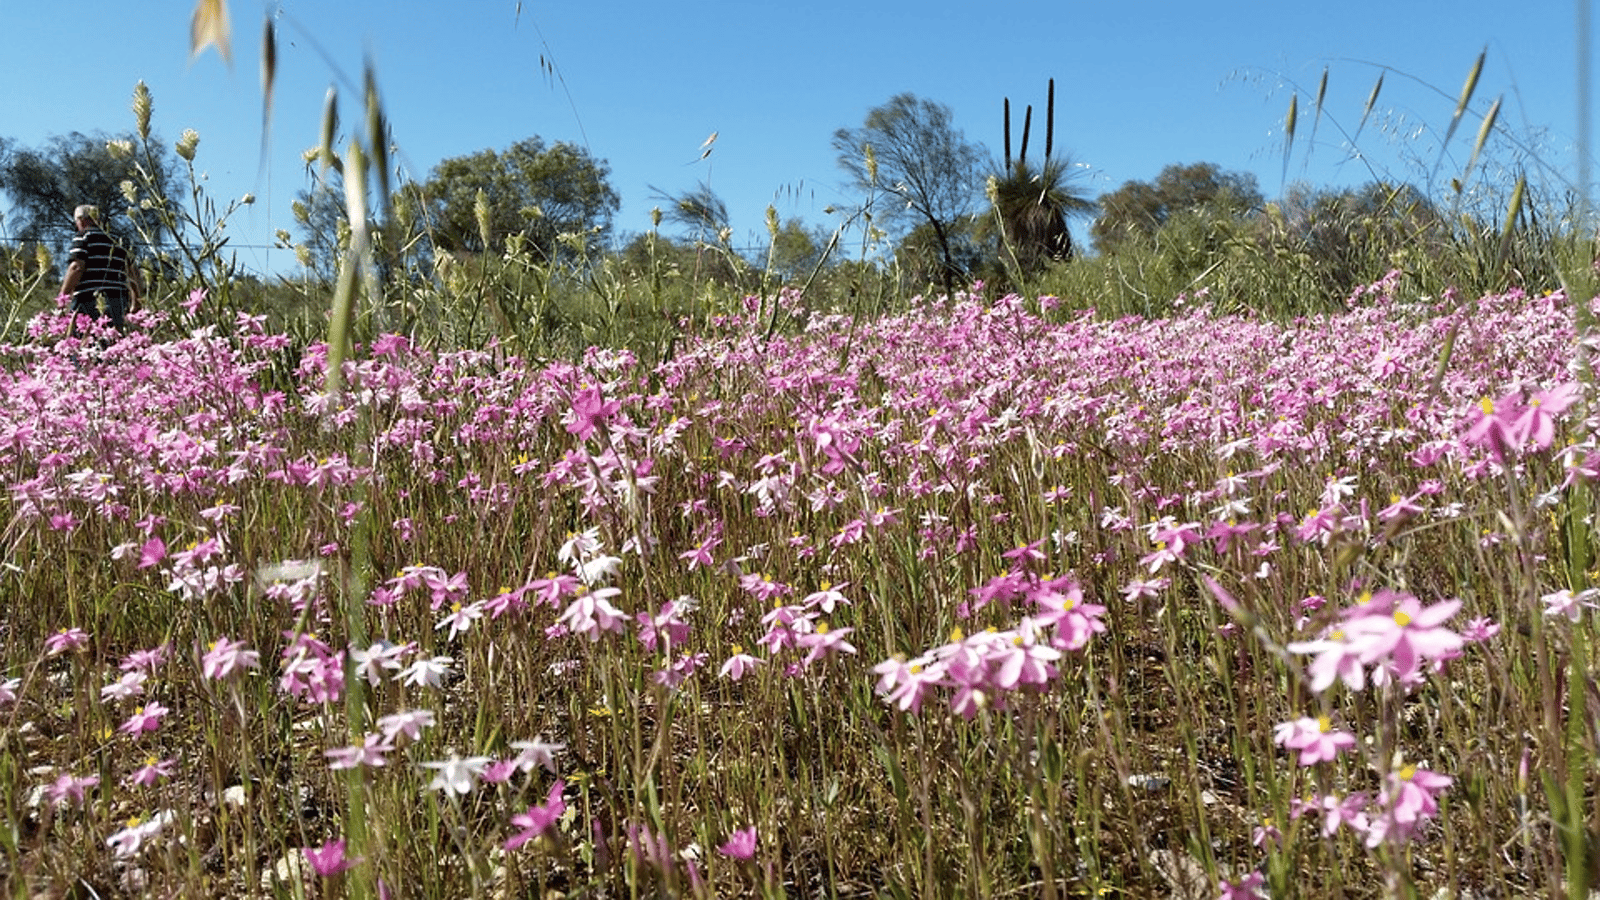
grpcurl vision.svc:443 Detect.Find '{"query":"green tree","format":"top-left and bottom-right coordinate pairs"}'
top-left (652, 181), bottom-right (729, 242)
top-left (613, 230), bottom-right (746, 291)
top-left (768, 217), bottom-right (831, 283)
top-left (0, 131), bottom-right (178, 257)
top-left (408, 137), bottom-right (619, 262)
top-left (1259, 180), bottom-right (1450, 299)
top-left (290, 177), bottom-right (352, 286)
top-left (896, 218), bottom-right (984, 293)
top-left (1091, 162), bottom-right (1262, 255)
top-left (834, 93), bottom-right (986, 298)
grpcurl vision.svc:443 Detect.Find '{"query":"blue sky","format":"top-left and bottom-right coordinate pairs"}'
top-left (0, 1), bottom-right (1591, 275)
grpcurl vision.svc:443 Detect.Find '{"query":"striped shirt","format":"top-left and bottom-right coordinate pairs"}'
top-left (68, 228), bottom-right (132, 307)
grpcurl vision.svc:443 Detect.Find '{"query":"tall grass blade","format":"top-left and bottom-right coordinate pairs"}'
top-left (326, 140), bottom-right (369, 398)
top-left (1496, 173), bottom-right (1527, 265)
top-left (258, 16), bottom-right (275, 171)
top-left (319, 87), bottom-right (341, 178)
top-left (1436, 48), bottom-right (1487, 176)
top-left (363, 63), bottom-right (391, 332)
top-left (1353, 72), bottom-right (1384, 146)
top-left (364, 62), bottom-right (391, 221)
top-left (1281, 93), bottom-right (1298, 184)
top-left (1462, 95), bottom-right (1502, 190)
top-left (1308, 66), bottom-right (1329, 158)
top-left (1572, 0), bottom-right (1598, 357)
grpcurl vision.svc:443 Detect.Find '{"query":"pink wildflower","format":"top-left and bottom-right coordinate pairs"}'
top-left (872, 654), bottom-right (944, 713)
top-left (325, 733), bottom-right (395, 770)
top-left (678, 536), bottom-right (720, 571)
top-left (45, 627), bottom-right (89, 656)
top-left (1272, 716), bottom-right (1357, 766)
top-left (505, 780), bottom-right (566, 850)
top-left (376, 708), bottom-right (436, 743)
top-left (1463, 392), bottom-right (1520, 460)
top-left (100, 670), bottom-right (147, 702)
top-left (1288, 630), bottom-right (1366, 693)
top-left (1030, 576), bottom-right (1107, 651)
top-left (119, 702), bottom-right (169, 736)
top-left (1218, 871), bottom-right (1267, 900)
top-left (45, 772), bottom-right (99, 807)
top-left (719, 646), bottom-right (765, 681)
top-left (422, 753), bottom-right (492, 795)
top-left (566, 386), bottom-right (620, 441)
top-left (1541, 588), bottom-right (1598, 622)
top-left (303, 839), bottom-right (359, 876)
top-left (125, 757), bottom-right (176, 788)
top-left (480, 759), bottom-right (520, 784)
top-left (201, 636), bottom-right (261, 680)
top-left (795, 623), bottom-right (858, 668)
top-left (435, 600), bottom-right (486, 638)
top-left (348, 640), bottom-right (412, 685)
top-left (1462, 617), bottom-right (1500, 642)
top-left (137, 537), bottom-right (167, 569)
top-left (1342, 594), bottom-right (1463, 683)
top-left (106, 812), bottom-right (173, 858)
top-left (636, 597), bottom-right (693, 652)
top-left (557, 587), bottom-right (629, 641)
top-left (802, 581), bottom-right (852, 613)
top-left (1366, 764), bottom-right (1453, 846)
top-left (510, 736), bottom-right (565, 774)
top-left (1511, 383), bottom-right (1580, 450)
top-left (718, 825), bottom-right (758, 860)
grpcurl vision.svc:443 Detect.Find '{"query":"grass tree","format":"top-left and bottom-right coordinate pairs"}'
top-left (987, 79), bottom-right (1095, 281)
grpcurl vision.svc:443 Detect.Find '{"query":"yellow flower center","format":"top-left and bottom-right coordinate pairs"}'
top-left (1393, 610), bottom-right (1412, 627)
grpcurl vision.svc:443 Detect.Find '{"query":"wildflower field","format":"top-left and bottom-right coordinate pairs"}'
top-left (5, 276), bottom-right (1600, 898)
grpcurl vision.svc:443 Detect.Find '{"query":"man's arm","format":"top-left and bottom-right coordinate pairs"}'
top-left (126, 260), bottom-right (143, 312)
top-left (59, 260), bottom-right (84, 299)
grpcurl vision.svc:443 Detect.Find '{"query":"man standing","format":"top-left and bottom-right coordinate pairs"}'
top-left (59, 205), bottom-right (142, 333)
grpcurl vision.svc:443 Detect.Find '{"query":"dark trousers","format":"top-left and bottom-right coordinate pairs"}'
top-left (72, 291), bottom-right (129, 330)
